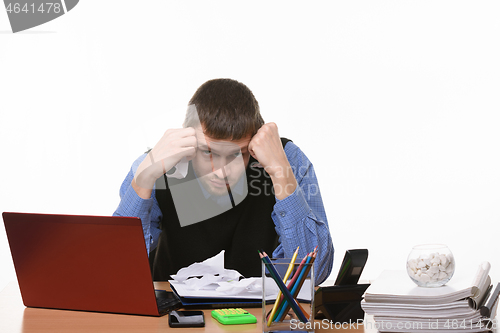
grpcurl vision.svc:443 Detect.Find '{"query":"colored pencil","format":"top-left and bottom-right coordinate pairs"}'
top-left (276, 247), bottom-right (317, 321)
top-left (270, 251), bottom-right (312, 322)
top-left (258, 251), bottom-right (309, 323)
top-left (274, 253), bottom-right (313, 321)
top-left (266, 246), bottom-right (299, 327)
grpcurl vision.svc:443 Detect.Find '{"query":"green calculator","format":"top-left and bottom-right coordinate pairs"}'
top-left (211, 308), bottom-right (257, 325)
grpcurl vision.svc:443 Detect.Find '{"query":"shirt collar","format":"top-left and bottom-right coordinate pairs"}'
top-left (193, 167), bottom-right (246, 204)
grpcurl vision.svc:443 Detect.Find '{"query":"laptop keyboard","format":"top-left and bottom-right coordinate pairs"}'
top-left (155, 290), bottom-right (181, 312)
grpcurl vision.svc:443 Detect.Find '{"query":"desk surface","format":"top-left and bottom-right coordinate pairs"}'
top-left (0, 282), bottom-right (376, 333)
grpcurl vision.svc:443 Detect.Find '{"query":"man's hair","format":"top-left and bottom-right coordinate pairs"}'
top-left (184, 78), bottom-right (264, 140)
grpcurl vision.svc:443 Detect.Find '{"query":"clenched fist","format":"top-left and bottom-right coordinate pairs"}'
top-left (248, 123), bottom-right (297, 200)
top-left (133, 128), bottom-right (197, 198)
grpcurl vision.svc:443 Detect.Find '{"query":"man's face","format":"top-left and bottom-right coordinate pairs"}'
top-left (191, 126), bottom-right (252, 196)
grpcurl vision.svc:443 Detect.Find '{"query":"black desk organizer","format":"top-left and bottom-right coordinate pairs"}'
top-left (314, 283), bottom-right (370, 323)
top-left (314, 248), bottom-right (370, 323)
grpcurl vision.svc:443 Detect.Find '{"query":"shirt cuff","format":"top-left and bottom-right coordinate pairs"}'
top-left (273, 186), bottom-right (311, 235)
top-left (115, 182), bottom-right (155, 218)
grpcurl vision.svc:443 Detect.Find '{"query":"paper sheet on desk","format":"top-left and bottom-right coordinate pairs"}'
top-left (169, 251), bottom-right (312, 301)
top-left (170, 250), bottom-right (242, 286)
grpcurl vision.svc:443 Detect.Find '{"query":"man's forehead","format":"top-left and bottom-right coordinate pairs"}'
top-left (194, 127), bottom-right (251, 150)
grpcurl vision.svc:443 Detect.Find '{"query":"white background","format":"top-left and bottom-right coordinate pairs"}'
top-left (1, 1), bottom-right (499, 292)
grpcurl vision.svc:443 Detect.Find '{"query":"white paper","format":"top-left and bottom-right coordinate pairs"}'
top-left (170, 277), bottom-right (312, 301)
top-left (165, 157), bottom-right (189, 179)
top-left (169, 251), bottom-right (312, 301)
top-left (170, 250), bottom-right (242, 287)
top-left (364, 270), bottom-right (476, 304)
top-left (363, 264), bottom-right (494, 333)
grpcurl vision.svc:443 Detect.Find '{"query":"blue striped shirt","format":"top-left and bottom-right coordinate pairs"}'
top-left (113, 141), bottom-right (334, 284)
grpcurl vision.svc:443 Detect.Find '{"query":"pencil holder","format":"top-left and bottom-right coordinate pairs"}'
top-left (262, 258), bottom-right (315, 333)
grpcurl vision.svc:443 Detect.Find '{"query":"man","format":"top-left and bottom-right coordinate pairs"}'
top-left (114, 79), bottom-right (333, 284)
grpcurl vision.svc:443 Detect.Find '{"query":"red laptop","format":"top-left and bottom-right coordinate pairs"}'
top-left (2, 212), bottom-right (179, 316)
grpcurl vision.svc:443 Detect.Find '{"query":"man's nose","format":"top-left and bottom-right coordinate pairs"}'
top-left (212, 157), bottom-right (231, 179)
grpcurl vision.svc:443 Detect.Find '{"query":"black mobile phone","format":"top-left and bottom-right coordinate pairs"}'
top-left (168, 310), bottom-right (205, 328)
top-left (334, 249), bottom-right (368, 285)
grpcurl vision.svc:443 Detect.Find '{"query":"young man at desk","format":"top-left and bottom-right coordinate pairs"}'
top-left (113, 78), bottom-right (334, 284)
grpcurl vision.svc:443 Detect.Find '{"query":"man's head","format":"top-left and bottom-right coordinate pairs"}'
top-left (184, 78), bottom-right (264, 140)
top-left (184, 79), bottom-right (263, 196)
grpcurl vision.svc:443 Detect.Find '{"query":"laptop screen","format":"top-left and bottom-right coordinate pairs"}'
top-left (2, 212), bottom-right (160, 316)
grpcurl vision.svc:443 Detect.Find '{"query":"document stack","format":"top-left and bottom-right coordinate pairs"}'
top-left (361, 262), bottom-right (500, 333)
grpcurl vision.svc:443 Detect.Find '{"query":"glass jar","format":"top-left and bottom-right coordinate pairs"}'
top-left (406, 244), bottom-right (455, 287)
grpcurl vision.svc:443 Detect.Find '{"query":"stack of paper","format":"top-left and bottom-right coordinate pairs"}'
top-left (361, 262), bottom-right (498, 333)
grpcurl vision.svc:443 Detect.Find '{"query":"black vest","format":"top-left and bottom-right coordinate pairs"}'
top-left (150, 138), bottom-right (291, 280)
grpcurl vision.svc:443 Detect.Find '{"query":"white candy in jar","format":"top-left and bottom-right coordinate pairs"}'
top-left (407, 252), bottom-right (454, 286)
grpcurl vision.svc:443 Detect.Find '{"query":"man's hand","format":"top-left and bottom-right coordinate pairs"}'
top-left (133, 128), bottom-right (197, 199)
top-left (248, 123), bottom-right (297, 200)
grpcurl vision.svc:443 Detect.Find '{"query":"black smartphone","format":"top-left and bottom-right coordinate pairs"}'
top-left (168, 310), bottom-right (205, 328)
top-left (334, 249), bottom-right (368, 285)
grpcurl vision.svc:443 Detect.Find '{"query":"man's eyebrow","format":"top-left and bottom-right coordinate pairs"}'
top-left (229, 148), bottom-right (244, 155)
top-left (198, 144), bottom-right (245, 155)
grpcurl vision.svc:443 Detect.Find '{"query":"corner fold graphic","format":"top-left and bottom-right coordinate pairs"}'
top-left (64, 0), bottom-right (78, 12)
top-left (3, 0), bottom-right (80, 33)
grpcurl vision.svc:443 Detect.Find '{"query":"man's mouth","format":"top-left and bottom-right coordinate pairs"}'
top-left (210, 179), bottom-right (228, 188)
